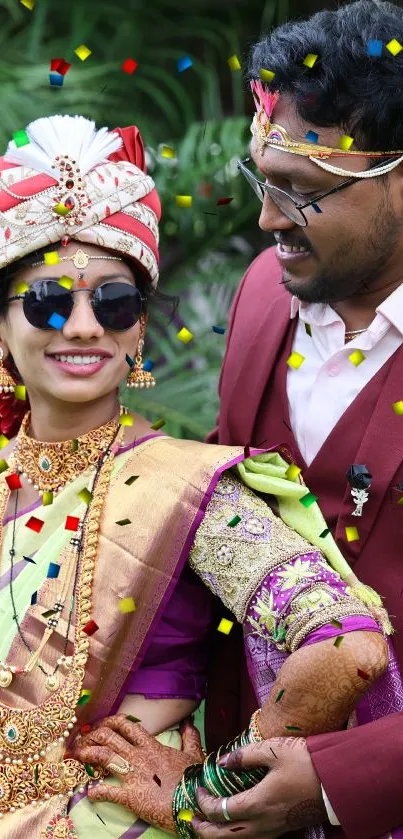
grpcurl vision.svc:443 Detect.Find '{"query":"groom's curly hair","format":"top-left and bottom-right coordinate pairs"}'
top-left (247, 0), bottom-right (403, 156)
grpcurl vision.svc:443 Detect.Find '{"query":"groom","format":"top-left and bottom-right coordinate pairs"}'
top-left (201, 1), bottom-right (403, 837)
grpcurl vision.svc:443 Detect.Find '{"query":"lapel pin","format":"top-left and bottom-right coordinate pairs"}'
top-left (346, 464), bottom-right (372, 517)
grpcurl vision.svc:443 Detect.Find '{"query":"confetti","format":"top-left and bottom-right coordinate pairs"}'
top-left (345, 526), bottom-right (359, 542)
top-left (74, 44), bottom-right (92, 61)
top-left (6, 473), bottom-right (22, 491)
top-left (23, 555), bottom-right (36, 564)
top-left (65, 515), bottom-right (80, 531)
top-left (177, 56), bottom-right (193, 72)
top-left (303, 53), bottom-right (319, 68)
top-left (386, 39), bottom-right (403, 56)
top-left (47, 562), bottom-right (60, 579)
top-left (13, 130), bottom-right (30, 148)
top-left (96, 814), bottom-right (106, 826)
top-left (42, 609), bottom-right (57, 619)
top-left (275, 689), bottom-right (285, 702)
top-left (83, 620), bottom-right (99, 636)
top-left (153, 775), bottom-right (161, 786)
top-left (305, 131), bottom-right (319, 144)
top-left (392, 401), bottom-right (403, 415)
top-left (126, 714), bottom-right (141, 723)
top-left (16, 281), bottom-right (29, 295)
top-left (50, 59), bottom-right (71, 76)
top-left (244, 445), bottom-right (251, 458)
top-left (319, 528), bottom-right (330, 538)
top-left (44, 251), bottom-right (60, 266)
top-left (285, 464), bottom-right (301, 481)
top-left (143, 359), bottom-right (154, 372)
top-left (161, 146), bottom-right (176, 159)
top-left (349, 350), bottom-right (366, 367)
top-left (227, 55), bottom-right (241, 71)
top-left (42, 491), bottom-right (54, 506)
top-left (217, 617), bottom-right (233, 635)
top-left (177, 327), bottom-right (194, 344)
top-left (230, 829), bottom-right (245, 833)
top-left (178, 810), bottom-right (193, 822)
top-left (367, 39), bottom-right (383, 57)
top-left (286, 351), bottom-right (305, 369)
top-left (334, 635), bottom-right (344, 648)
top-left (48, 312), bottom-right (66, 329)
top-left (116, 518), bottom-right (131, 526)
top-left (151, 418), bottom-right (166, 430)
top-left (217, 197), bottom-right (234, 206)
top-left (80, 724), bottom-right (92, 735)
top-left (0, 435), bottom-right (9, 449)
top-left (31, 591), bottom-right (38, 605)
top-left (34, 764), bottom-right (39, 782)
top-left (338, 135), bottom-right (354, 151)
top-left (331, 619), bottom-right (343, 629)
top-left (125, 476), bottom-right (139, 486)
top-left (285, 725), bottom-right (302, 731)
top-left (84, 763), bottom-right (96, 778)
top-left (49, 72), bottom-right (64, 87)
top-left (119, 597), bottom-right (136, 613)
top-left (121, 58), bottom-right (138, 74)
top-left (77, 689), bottom-right (92, 706)
top-left (312, 204), bottom-right (322, 214)
top-left (119, 414), bottom-right (134, 427)
top-left (175, 195), bottom-right (192, 208)
top-left (26, 516), bottom-right (44, 533)
top-left (212, 326), bottom-right (226, 334)
top-left (357, 668), bottom-right (370, 681)
top-left (0, 460), bottom-right (8, 473)
top-left (71, 439), bottom-right (79, 451)
top-left (78, 488), bottom-right (93, 505)
top-left (20, 0), bottom-right (35, 8)
top-left (53, 203), bottom-right (71, 217)
top-left (15, 385), bottom-right (27, 401)
top-left (299, 491), bottom-right (318, 508)
top-left (227, 515), bottom-right (241, 527)
top-left (259, 69), bottom-right (275, 82)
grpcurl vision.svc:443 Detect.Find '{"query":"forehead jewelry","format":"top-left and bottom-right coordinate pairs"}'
top-left (31, 247), bottom-right (124, 270)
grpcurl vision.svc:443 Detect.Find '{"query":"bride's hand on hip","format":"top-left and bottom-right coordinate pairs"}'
top-left (71, 714), bottom-right (204, 832)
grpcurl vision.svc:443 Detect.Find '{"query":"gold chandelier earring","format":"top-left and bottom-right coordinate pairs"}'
top-left (126, 315), bottom-right (156, 390)
top-left (0, 348), bottom-right (17, 394)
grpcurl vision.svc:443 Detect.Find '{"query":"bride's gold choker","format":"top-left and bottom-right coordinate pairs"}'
top-left (11, 405), bottom-right (127, 495)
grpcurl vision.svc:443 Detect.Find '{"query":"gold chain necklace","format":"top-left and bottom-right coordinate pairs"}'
top-left (12, 407), bottom-right (126, 495)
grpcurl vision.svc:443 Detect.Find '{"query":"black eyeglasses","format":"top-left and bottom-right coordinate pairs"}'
top-left (8, 280), bottom-right (146, 331)
top-left (237, 157), bottom-right (378, 226)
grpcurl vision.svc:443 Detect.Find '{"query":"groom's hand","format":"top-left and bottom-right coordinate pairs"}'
top-left (192, 737), bottom-right (327, 839)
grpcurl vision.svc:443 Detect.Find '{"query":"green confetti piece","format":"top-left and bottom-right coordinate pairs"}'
top-left (34, 764), bottom-right (39, 782)
top-left (13, 129), bottom-right (30, 148)
top-left (84, 763), bottom-right (96, 778)
top-left (0, 460), bottom-right (8, 473)
top-left (299, 491), bottom-right (319, 508)
top-left (126, 714), bottom-right (141, 723)
top-left (227, 515), bottom-right (241, 527)
top-left (285, 725), bottom-right (302, 731)
top-left (71, 439), bottom-right (79, 452)
top-left (116, 518), bottom-right (131, 526)
top-left (151, 418), bottom-right (166, 431)
top-left (330, 619), bottom-right (343, 629)
top-left (78, 488), bottom-right (93, 505)
top-left (275, 689), bottom-right (285, 703)
top-left (319, 528), bottom-right (330, 538)
top-left (334, 635), bottom-right (344, 648)
top-left (125, 476), bottom-right (139, 486)
top-left (77, 690), bottom-right (92, 706)
top-left (41, 609), bottom-right (57, 618)
top-left (304, 323), bottom-right (312, 337)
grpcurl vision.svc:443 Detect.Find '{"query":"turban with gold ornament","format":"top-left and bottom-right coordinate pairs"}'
top-left (0, 114), bottom-right (161, 286)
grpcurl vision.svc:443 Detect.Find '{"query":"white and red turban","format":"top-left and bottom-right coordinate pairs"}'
top-left (0, 114), bottom-right (161, 286)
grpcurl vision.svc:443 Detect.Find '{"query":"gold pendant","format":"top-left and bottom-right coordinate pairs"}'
top-left (41, 813), bottom-right (79, 838)
top-left (45, 672), bottom-right (60, 692)
top-left (0, 669), bottom-right (12, 688)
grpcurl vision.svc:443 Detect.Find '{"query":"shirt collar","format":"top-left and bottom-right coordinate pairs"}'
top-left (290, 283), bottom-right (403, 338)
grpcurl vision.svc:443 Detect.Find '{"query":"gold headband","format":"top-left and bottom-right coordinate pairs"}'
top-left (31, 248), bottom-right (124, 270)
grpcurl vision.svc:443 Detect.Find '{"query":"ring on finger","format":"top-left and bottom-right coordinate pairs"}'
top-left (106, 758), bottom-right (133, 776)
top-left (221, 798), bottom-right (232, 822)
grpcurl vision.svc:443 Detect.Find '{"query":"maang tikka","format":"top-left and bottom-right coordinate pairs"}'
top-left (126, 314), bottom-right (156, 390)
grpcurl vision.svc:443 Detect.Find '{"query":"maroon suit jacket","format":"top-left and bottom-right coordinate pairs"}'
top-left (205, 246), bottom-right (403, 839)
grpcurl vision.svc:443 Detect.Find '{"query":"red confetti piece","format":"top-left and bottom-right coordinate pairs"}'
top-left (80, 724), bottom-right (92, 735)
top-left (230, 829), bottom-right (246, 833)
top-left (153, 775), bottom-right (161, 786)
top-left (122, 58), bottom-right (138, 74)
top-left (244, 445), bottom-right (251, 458)
top-left (217, 197), bottom-right (234, 205)
top-left (50, 58), bottom-right (71, 75)
top-left (65, 515), bottom-right (80, 531)
top-left (26, 516), bottom-right (44, 533)
top-left (6, 473), bottom-right (22, 490)
top-left (357, 668), bottom-right (370, 681)
top-left (83, 620), bottom-right (99, 636)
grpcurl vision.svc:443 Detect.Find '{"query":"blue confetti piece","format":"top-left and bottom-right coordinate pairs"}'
top-left (177, 56), bottom-right (193, 72)
top-left (143, 358), bottom-right (154, 372)
top-left (49, 72), bottom-right (64, 87)
top-left (48, 312), bottom-right (67, 329)
top-left (125, 353), bottom-right (134, 368)
top-left (305, 131), bottom-right (319, 144)
top-left (31, 591), bottom-right (37, 606)
top-left (367, 40), bottom-right (383, 57)
top-left (212, 326), bottom-right (226, 335)
top-left (47, 562), bottom-right (60, 579)
top-left (312, 203), bottom-right (322, 214)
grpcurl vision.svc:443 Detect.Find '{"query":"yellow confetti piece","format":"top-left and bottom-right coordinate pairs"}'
top-left (161, 146), bottom-right (176, 159)
top-left (303, 53), bottom-right (319, 68)
top-left (178, 810), bottom-right (193, 822)
top-left (58, 275), bottom-right (74, 290)
top-left (348, 350), bottom-right (366, 367)
top-left (259, 69), bottom-right (276, 83)
top-left (119, 414), bottom-right (134, 426)
top-left (42, 491), bottom-right (54, 506)
top-left (75, 44), bottom-right (92, 61)
top-left (286, 351), bottom-right (305, 370)
top-left (0, 460), bottom-right (8, 473)
top-left (345, 526), bottom-right (359, 542)
top-left (217, 617), bottom-right (233, 635)
top-left (285, 464), bottom-right (302, 481)
top-left (20, 0), bottom-right (35, 8)
top-left (15, 281), bottom-right (29, 295)
top-left (44, 251), bottom-right (60, 266)
top-left (53, 203), bottom-right (70, 217)
top-left (338, 135), bottom-right (354, 151)
top-left (175, 195), bottom-right (192, 208)
top-left (77, 689), bottom-right (92, 706)
top-left (119, 597), bottom-right (136, 614)
top-left (78, 488), bottom-right (93, 505)
top-left (393, 401), bottom-right (403, 415)
top-left (386, 39), bottom-right (403, 56)
top-left (227, 55), bottom-right (241, 71)
top-left (14, 385), bottom-right (26, 401)
top-left (0, 435), bottom-right (9, 449)
top-left (398, 496), bottom-right (403, 505)
top-left (177, 327), bottom-right (194, 344)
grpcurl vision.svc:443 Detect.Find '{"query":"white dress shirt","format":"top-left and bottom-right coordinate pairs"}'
top-left (286, 283), bottom-right (403, 824)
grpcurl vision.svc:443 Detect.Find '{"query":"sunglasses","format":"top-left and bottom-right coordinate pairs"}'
top-left (8, 280), bottom-right (146, 332)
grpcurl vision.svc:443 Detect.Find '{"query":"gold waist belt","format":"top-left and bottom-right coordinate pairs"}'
top-left (0, 757), bottom-right (95, 817)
